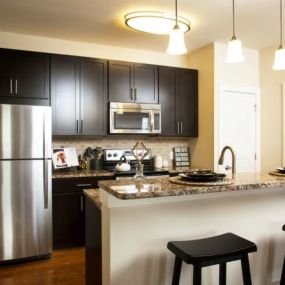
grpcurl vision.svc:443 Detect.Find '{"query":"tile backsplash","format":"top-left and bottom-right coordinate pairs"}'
top-left (52, 136), bottom-right (191, 166)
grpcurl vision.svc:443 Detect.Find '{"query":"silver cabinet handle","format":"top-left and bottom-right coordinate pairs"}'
top-left (76, 120), bottom-right (79, 134)
top-left (180, 122), bottom-right (183, 134)
top-left (10, 79), bottom-right (13, 94)
top-left (81, 120), bottom-right (83, 134)
top-left (80, 196), bottom-right (84, 212)
top-left (134, 89), bottom-right (137, 101)
top-left (76, 183), bottom-right (92, 187)
top-left (130, 88), bottom-right (133, 100)
top-left (15, 79), bottom-right (18, 94)
top-left (177, 121), bottom-right (180, 134)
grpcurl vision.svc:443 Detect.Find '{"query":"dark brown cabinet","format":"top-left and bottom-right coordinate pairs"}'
top-left (51, 55), bottom-right (107, 135)
top-left (0, 49), bottom-right (49, 105)
top-left (108, 60), bottom-right (158, 104)
top-left (52, 177), bottom-right (99, 249)
top-left (52, 192), bottom-right (85, 249)
top-left (159, 66), bottom-right (198, 137)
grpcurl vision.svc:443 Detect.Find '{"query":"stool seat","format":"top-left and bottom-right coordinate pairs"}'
top-left (168, 233), bottom-right (257, 266)
top-left (167, 233), bottom-right (257, 285)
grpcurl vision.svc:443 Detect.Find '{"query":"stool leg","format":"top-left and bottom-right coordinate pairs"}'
top-left (241, 255), bottom-right (252, 285)
top-left (281, 256), bottom-right (285, 285)
top-left (172, 256), bottom-right (182, 285)
top-left (219, 263), bottom-right (227, 285)
top-left (193, 264), bottom-right (202, 285)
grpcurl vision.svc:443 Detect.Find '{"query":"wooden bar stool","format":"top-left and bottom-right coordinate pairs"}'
top-left (167, 233), bottom-right (257, 285)
top-left (281, 225), bottom-right (285, 285)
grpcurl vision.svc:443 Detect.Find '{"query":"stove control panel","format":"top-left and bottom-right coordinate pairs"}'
top-left (104, 149), bottom-right (151, 161)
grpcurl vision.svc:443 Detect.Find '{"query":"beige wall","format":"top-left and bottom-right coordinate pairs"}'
top-left (260, 46), bottom-right (285, 172)
top-left (0, 31), bottom-right (188, 67)
top-left (214, 43), bottom-right (260, 172)
top-left (187, 44), bottom-right (215, 169)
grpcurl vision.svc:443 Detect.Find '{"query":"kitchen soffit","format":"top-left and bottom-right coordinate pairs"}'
top-left (0, 0), bottom-right (279, 53)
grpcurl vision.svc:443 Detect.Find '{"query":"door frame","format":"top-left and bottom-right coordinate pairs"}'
top-left (214, 85), bottom-right (261, 173)
top-left (282, 82), bottom-right (285, 165)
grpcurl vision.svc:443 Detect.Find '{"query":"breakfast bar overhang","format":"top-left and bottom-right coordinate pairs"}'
top-left (87, 174), bottom-right (285, 285)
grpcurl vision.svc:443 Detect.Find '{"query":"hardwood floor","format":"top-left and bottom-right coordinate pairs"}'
top-left (0, 247), bottom-right (85, 285)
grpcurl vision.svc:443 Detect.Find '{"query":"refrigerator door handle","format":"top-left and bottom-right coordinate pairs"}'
top-left (43, 160), bottom-right (49, 209)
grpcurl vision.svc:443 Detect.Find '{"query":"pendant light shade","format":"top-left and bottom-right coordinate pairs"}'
top-left (273, 0), bottom-right (285, 70)
top-left (226, 36), bottom-right (245, 63)
top-left (226, 0), bottom-right (244, 63)
top-left (166, 0), bottom-right (188, 55)
top-left (167, 24), bottom-right (187, 55)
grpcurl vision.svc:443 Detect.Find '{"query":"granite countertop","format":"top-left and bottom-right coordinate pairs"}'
top-left (52, 169), bottom-right (114, 179)
top-left (83, 189), bottom-right (101, 209)
top-left (98, 173), bottom-right (285, 200)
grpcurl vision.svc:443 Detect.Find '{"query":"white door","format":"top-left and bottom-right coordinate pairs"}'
top-left (217, 87), bottom-right (260, 173)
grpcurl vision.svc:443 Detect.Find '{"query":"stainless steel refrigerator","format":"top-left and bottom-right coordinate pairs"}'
top-left (0, 104), bottom-right (52, 262)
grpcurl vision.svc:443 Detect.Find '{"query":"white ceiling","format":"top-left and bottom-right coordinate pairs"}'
top-left (0, 0), bottom-right (280, 54)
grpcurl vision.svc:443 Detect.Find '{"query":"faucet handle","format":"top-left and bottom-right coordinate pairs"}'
top-left (225, 165), bottom-right (232, 170)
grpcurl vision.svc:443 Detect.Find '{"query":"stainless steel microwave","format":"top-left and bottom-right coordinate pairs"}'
top-left (109, 102), bottom-right (161, 134)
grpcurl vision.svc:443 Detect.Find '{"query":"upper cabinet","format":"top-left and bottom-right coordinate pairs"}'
top-left (108, 60), bottom-right (158, 104)
top-left (0, 49), bottom-right (50, 105)
top-left (51, 55), bottom-right (107, 135)
top-left (159, 66), bottom-right (198, 137)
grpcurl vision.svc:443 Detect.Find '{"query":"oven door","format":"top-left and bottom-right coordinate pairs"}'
top-left (110, 108), bottom-right (152, 134)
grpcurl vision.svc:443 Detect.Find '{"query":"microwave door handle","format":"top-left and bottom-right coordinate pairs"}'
top-left (150, 113), bottom-right (154, 132)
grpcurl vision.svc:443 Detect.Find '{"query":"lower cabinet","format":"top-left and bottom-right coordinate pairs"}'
top-left (52, 177), bottom-right (100, 249)
top-left (52, 192), bottom-right (85, 249)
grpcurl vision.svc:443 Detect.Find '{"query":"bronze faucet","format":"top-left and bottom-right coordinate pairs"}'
top-left (218, 145), bottom-right (236, 176)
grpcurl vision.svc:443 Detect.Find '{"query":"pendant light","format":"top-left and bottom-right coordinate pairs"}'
top-left (226, 0), bottom-right (244, 63)
top-left (167, 0), bottom-right (187, 55)
top-left (273, 0), bottom-right (285, 70)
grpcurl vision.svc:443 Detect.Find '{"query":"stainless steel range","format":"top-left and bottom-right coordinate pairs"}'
top-left (103, 149), bottom-right (169, 179)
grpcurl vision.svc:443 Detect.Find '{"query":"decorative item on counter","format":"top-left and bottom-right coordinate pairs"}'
top-left (154, 155), bottom-right (163, 168)
top-left (173, 147), bottom-right (190, 167)
top-left (162, 159), bottom-right (169, 168)
top-left (131, 141), bottom-right (149, 179)
top-left (78, 155), bottom-right (87, 170)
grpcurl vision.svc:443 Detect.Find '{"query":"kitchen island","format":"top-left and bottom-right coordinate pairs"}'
top-left (85, 173), bottom-right (285, 285)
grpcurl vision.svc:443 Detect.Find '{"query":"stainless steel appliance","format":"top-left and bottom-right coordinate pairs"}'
top-left (109, 102), bottom-right (161, 134)
top-left (103, 149), bottom-right (169, 179)
top-left (0, 104), bottom-right (52, 263)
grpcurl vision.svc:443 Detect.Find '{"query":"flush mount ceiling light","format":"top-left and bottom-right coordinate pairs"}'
top-left (273, 0), bottom-right (285, 70)
top-left (226, 0), bottom-right (244, 63)
top-left (125, 11), bottom-right (190, 35)
top-left (167, 0), bottom-right (188, 55)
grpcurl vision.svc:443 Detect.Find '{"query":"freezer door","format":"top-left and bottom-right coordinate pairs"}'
top-left (0, 159), bottom-right (52, 262)
top-left (0, 104), bottom-right (52, 159)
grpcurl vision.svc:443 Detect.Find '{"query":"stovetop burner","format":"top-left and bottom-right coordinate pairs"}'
top-left (104, 165), bottom-right (169, 177)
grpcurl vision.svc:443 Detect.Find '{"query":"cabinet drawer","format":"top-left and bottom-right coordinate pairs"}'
top-left (52, 176), bottom-right (114, 193)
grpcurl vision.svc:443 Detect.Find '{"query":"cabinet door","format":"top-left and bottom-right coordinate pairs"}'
top-left (176, 69), bottom-right (198, 137)
top-left (134, 64), bottom-right (158, 103)
top-left (51, 55), bottom-right (80, 135)
top-left (80, 58), bottom-right (107, 135)
top-left (0, 50), bottom-right (12, 97)
top-left (108, 61), bottom-right (133, 102)
top-left (159, 67), bottom-right (177, 136)
top-left (52, 192), bottom-right (85, 249)
top-left (13, 51), bottom-right (49, 99)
